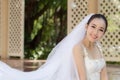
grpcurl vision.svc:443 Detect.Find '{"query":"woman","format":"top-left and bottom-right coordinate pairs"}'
top-left (73, 14), bottom-right (108, 80)
top-left (0, 14), bottom-right (108, 80)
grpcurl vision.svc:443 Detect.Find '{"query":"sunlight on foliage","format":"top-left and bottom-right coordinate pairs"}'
top-left (31, 17), bottom-right (43, 40)
top-left (107, 14), bottom-right (120, 32)
top-left (25, 0), bottom-right (67, 59)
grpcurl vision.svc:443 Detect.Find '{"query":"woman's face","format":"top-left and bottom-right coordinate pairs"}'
top-left (86, 18), bottom-right (106, 42)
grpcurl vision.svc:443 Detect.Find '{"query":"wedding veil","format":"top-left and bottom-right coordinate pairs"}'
top-left (0, 14), bottom-right (93, 80)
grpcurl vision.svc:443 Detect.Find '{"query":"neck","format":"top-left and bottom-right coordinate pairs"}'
top-left (82, 37), bottom-right (95, 49)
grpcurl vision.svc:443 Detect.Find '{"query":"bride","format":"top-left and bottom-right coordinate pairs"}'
top-left (0, 13), bottom-right (108, 80)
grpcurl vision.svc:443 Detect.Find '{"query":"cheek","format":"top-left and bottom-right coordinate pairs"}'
top-left (85, 30), bottom-right (90, 36)
top-left (98, 32), bottom-right (104, 38)
top-left (86, 27), bottom-right (92, 33)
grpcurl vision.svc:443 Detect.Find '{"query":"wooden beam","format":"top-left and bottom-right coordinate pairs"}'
top-left (1, 0), bottom-right (8, 59)
top-left (88, 0), bottom-right (98, 14)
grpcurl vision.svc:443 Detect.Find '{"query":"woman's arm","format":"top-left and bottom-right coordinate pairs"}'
top-left (73, 44), bottom-right (87, 80)
top-left (100, 64), bottom-right (108, 80)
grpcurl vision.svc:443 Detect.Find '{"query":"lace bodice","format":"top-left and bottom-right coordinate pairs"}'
top-left (83, 44), bottom-right (105, 80)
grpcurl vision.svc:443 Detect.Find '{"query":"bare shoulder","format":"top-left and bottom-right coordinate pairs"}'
top-left (73, 43), bottom-right (82, 51)
top-left (73, 43), bottom-right (84, 57)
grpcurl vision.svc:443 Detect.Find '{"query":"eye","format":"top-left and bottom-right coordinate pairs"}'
top-left (99, 29), bottom-right (104, 32)
top-left (91, 26), bottom-right (95, 28)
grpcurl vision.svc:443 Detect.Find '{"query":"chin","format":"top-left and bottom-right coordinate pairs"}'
top-left (89, 38), bottom-right (97, 43)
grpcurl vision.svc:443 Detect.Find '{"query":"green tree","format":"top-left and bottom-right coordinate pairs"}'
top-left (25, 0), bottom-right (67, 59)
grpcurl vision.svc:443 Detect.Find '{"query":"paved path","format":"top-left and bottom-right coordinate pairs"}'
top-left (107, 64), bottom-right (120, 80)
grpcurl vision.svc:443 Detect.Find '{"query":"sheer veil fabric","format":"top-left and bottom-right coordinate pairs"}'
top-left (0, 14), bottom-right (93, 80)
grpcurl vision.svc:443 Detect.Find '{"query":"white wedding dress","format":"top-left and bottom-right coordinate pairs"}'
top-left (82, 44), bottom-right (105, 80)
top-left (0, 14), bottom-right (106, 80)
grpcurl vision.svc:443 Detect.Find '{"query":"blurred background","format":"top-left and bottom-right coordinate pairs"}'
top-left (0, 0), bottom-right (67, 60)
top-left (24, 0), bottom-right (67, 60)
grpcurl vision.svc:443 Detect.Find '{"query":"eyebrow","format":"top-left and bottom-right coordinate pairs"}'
top-left (92, 24), bottom-right (105, 29)
top-left (99, 27), bottom-right (105, 29)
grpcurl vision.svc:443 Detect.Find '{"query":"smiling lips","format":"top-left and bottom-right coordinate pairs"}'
top-left (91, 34), bottom-right (98, 40)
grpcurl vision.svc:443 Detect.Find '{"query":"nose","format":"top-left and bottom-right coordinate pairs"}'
top-left (94, 29), bottom-right (98, 35)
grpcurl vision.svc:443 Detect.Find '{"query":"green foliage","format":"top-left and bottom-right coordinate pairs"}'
top-left (107, 61), bottom-right (120, 65)
top-left (25, 0), bottom-right (67, 60)
top-left (107, 14), bottom-right (120, 32)
top-left (31, 17), bottom-right (43, 40)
